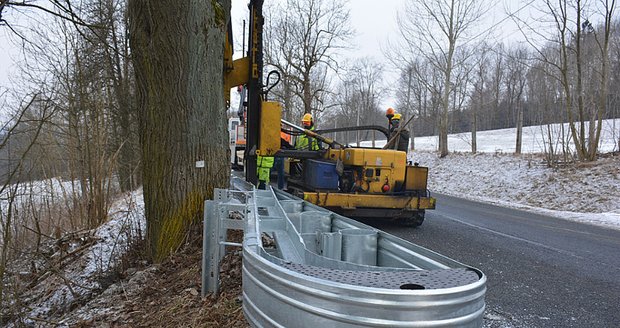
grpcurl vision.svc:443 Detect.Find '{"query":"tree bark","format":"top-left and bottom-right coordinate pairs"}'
top-left (515, 102), bottom-right (523, 154)
top-left (128, 0), bottom-right (231, 261)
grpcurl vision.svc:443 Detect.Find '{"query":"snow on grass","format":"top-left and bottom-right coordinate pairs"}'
top-left (355, 118), bottom-right (620, 154)
top-left (0, 177), bottom-right (82, 208)
top-left (410, 149), bottom-right (620, 231)
top-left (22, 189), bottom-right (145, 323)
top-left (83, 188), bottom-right (145, 279)
top-left (413, 118), bottom-right (620, 154)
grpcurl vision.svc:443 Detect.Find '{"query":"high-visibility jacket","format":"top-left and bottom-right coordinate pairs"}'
top-left (295, 127), bottom-right (319, 150)
top-left (257, 155), bottom-right (274, 182)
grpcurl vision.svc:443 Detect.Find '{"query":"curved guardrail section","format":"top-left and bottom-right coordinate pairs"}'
top-left (233, 183), bottom-right (486, 328)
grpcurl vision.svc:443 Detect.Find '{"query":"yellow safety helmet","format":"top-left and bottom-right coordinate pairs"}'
top-left (302, 113), bottom-right (313, 126)
top-left (392, 113), bottom-right (402, 120)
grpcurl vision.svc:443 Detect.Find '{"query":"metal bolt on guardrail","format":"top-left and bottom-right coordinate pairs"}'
top-left (203, 178), bottom-right (487, 327)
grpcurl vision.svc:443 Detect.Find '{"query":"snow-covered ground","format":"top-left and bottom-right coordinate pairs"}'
top-left (413, 151), bottom-right (620, 230)
top-left (5, 189), bottom-right (145, 325)
top-left (414, 118), bottom-right (620, 154)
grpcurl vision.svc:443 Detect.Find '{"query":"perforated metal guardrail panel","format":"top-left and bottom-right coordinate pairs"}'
top-left (283, 263), bottom-right (480, 290)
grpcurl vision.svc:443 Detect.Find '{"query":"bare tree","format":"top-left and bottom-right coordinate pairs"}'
top-left (397, 0), bottom-right (489, 157)
top-left (0, 92), bottom-right (55, 322)
top-left (589, 0), bottom-right (617, 158)
top-left (469, 45), bottom-right (494, 153)
top-left (89, 0), bottom-right (140, 192)
top-left (488, 44), bottom-right (505, 131)
top-left (611, 20), bottom-right (620, 151)
top-left (520, 0), bottom-right (616, 161)
top-left (128, 0), bottom-right (231, 261)
top-left (1, 0), bottom-right (141, 231)
top-left (394, 57), bottom-right (445, 144)
top-left (264, 0), bottom-right (352, 119)
top-left (527, 57), bottom-right (572, 166)
top-left (504, 46), bottom-right (529, 154)
top-left (332, 58), bottom-right (385, 144)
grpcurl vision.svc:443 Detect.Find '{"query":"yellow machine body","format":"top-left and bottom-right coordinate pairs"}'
top-left (304, 192), bottom-right (436, 211)
top-left (405, 165), bottom-right (428, 191)
top-left (323, 148), bottom-right (408, 194)
top-left (302, 148), bottom-right (435, 223)
top-left (258, 101), bottom-right (281, 156)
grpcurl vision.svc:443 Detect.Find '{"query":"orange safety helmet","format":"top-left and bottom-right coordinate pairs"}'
top-left (386, 107), bottom-right (395, 119)
top-left (302, 113), bottom-right (313, 127)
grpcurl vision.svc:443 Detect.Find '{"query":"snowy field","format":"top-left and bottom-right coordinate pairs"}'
top-left (358, 118), bottom-right (620, 154)
top-left (413, 118), bottom-right (620, 154)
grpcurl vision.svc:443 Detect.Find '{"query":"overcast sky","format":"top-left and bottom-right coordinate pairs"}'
top-left (1, 0), bottom-right (531, 109)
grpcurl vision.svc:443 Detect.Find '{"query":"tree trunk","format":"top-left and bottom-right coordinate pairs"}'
top-left (303, 75), bottom-right (312, 114)
top-left (515, 102), bottom-right (523, 154)
top-left (471, 100), bottom-right (477, 153)
top-left (439, 48), bottom-right (454, 158)
top-left (128, 0), bottom-right (231, 261)
top-left (406, 67), bottom-right (415, 151)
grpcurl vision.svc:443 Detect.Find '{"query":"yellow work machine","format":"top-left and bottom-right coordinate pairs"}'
top-left (280, 120), bottom-right (435, 227)
top-left (223, 0), bottom-right (435, 226)
top-left (305, 148), bottom-right (434, 226)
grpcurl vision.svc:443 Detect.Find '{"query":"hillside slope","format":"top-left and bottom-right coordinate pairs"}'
top-left (413, 151), bottom-right (620, 230)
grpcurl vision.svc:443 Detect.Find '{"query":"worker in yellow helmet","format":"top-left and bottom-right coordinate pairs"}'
top-left (295, 113), bottom-right (320, 150)
top-left (386, 112), bottom-right (410, 151)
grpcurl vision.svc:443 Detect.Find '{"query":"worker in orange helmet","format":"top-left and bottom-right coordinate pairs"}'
top-left (386, 107), bottom-right (396, 130)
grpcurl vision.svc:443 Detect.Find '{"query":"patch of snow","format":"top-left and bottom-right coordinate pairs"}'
top-left (411, 151), bottom-right (620, 230)
top-left (412, 118), bottom-right (620, 154)
top-left (19, 189), bottom-right (145, 324)
top-left (355, 118), bottom-right (620, 154)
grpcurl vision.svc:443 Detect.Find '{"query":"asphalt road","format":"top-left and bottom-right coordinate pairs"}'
top-left (360, 193), bottom-right (620, 328)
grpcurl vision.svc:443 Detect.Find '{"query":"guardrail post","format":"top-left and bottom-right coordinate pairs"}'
top-left (202, 199), bottom-right (221, 296)
top-left (202, 188), bottom-right (249, 297)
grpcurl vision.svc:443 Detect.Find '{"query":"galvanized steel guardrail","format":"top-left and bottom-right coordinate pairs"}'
top-left (203, 178), bottom-right (486, 327)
